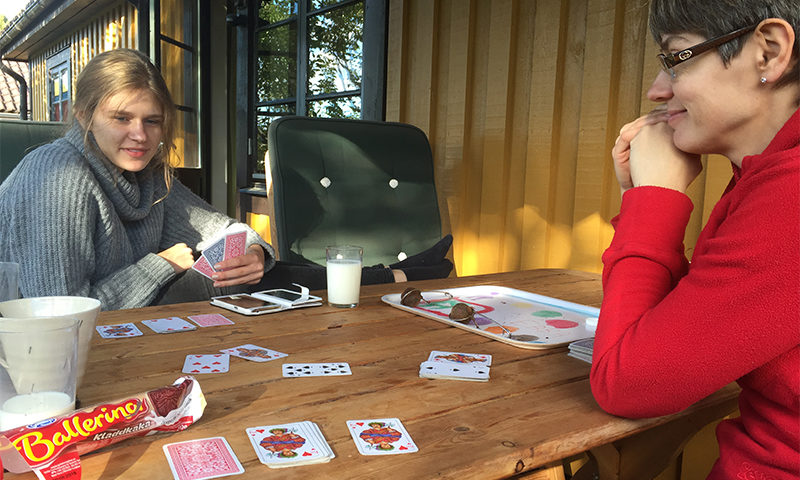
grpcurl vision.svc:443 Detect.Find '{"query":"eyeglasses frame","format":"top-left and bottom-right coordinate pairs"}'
top-left (657, 23), bottom-right (759, 77)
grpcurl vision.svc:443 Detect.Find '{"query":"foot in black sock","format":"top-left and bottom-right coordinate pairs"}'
top-left (400, 259), bottom-right (454, 281)
top-left (390, 234), bottom-right (453, 268)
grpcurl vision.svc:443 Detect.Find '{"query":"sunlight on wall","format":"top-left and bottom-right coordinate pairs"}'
top-left (247, 213), bottom-right (271, 245)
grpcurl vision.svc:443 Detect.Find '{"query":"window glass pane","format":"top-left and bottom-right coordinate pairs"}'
top-left (259, 0), bottom-right (296, 23)
top-left (257, 23), bottom-right (297, 101)
top-left (256, 104), bottom-right (295, 175)
top-left (161, 0), bottom-right (196, 46)
top-left (172, 109), bottom-right (199, 168)
top-left (310, 0), bottom-right (346, 10)
top-left (307, 2), bottom-right (363, 95)
top-left (161, 42), bottom-right (196, 110)
top-left (61, 69), bottom-right (69, 94)
top-left (307, 95), bottom-right (360, 118)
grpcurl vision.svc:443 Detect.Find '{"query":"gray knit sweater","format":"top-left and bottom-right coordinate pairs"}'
top-left (0, 124), bottom-right (275, 310)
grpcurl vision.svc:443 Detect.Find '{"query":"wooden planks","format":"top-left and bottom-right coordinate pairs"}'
top-left (5, 270), bottom-right (738, 480)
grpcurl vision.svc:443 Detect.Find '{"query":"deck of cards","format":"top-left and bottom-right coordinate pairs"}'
top-left (192, 231), bottom-right (248, 280)
top-left (246, 421), bottom-right (334, 468)
top-left (419, 350), bottom-right (492, 382)
top-left (567, 338), bottom-right (593, 364)
top-left (346, 418), bottom-right (418, 455)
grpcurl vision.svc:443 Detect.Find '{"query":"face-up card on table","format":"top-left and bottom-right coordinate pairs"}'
top-left (188, 313), bottom-right (234, 327)
top-left (346, 418), bottom-right (418, 455)
top-left (246, 421), bottom-right (334, 468)
top-left (143, 316), bottom-right (197, 334)
top-left (427, 350), bottom-right (492, 367)
top-left (282, 362), bottom-right (351, 377)
top-left (182, 354), bottom-right (230, 374)
top-left (220, 344), bottom-right (288, 363)
top-left (419, 360), bottom-right (490, 382)
top-left (163, 436), bottom-right (244, 480)
top-left (96, 323), bottom-right (143, 339)
top-left (191, 256), bottom-right (217, 280)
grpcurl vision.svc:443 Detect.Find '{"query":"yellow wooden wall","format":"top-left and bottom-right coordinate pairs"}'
top-left (28, 1), bottom-right (138, 121)
top-left (386, 0), bottom-right (732, 276)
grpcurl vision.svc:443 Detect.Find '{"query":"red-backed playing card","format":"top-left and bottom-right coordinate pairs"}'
top-left (163, 437), bottom-right (243, 480)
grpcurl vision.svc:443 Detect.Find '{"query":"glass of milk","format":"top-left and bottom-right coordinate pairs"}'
top-left (326, 245), bottom-right (363, 308)
top-left (0, 316), bottom-right (80, 431)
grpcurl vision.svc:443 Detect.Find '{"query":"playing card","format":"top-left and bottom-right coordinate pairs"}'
top-left (223, 231), bottom-right (247, 260)
top-left (188, 314), bottom-right (234, 327)
top-left (182, 354), bottom-right (230, 374)
top-left (95, 323), bottom-right (143, 339)
top-left (427, 351), bottom-right (492, 367)
top-left (163, 437), bottom-right (244, 480)
top-left (246, 421), bottom-right (333, 468)
top-left (346, 418), bottom-right (418, 455)
top-left (202, 237), bottom-right (227, 267)
top-left (191, 255), bottom-right (217, 279)
top-left (142, 317), bottom-right (197, 334)
top-left (282, 363), bottom-right (351, 377)
top-left (220, 344), bottom-right (288, 363)
top-left (419, 360), bottom-right (490, 382)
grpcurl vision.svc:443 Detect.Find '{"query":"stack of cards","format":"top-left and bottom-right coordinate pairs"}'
top-left (246, 421), bottom-right (334, 468)
top-left (346, 418), bottom-right (418, 455)
top-left (419, 350), bottom-right (492, 382)
top-left (163, 437), bottom-right (244, 480)
top-left (567, 338), bottom-right (594, 364)
top-left (192, 231), bottom-right (248, 280)
top-left (282, 363), bottom-right (352, 377)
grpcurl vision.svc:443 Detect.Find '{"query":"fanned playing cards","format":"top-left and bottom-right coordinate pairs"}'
top-left (246, 421), bottom-right (334, 468)
top-left (192, 231), bottom-right (248, 279)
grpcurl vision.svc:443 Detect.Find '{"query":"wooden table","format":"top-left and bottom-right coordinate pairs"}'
top-left (5, 269), bottom-right (739, 479)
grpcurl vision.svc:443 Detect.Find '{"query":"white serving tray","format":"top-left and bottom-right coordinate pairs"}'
top-left (382, 285), bottom-right (598, 349)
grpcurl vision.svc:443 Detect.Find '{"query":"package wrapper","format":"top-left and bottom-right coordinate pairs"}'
top-left (0, 376), bottom-right (205, 479)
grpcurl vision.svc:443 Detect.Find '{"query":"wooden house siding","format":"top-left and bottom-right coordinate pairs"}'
top-left (386, 0), bottom-right (732, 276)
top-left (28, 1), bottom-right (138, 121)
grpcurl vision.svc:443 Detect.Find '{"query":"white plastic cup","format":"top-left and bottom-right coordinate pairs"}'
top-left (326, 245), bottom-right (363, 308)
top-left (0, 262), bottom-right (19, 302)
top-left (0, 316), bottom-right (80, 431)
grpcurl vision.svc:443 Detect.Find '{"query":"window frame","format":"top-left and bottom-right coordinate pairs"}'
top-left (46, 48), bottom-right (71, 122)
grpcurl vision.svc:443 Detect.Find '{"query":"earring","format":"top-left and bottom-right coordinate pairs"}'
top-left (760, 77), bottom-right (767, 84)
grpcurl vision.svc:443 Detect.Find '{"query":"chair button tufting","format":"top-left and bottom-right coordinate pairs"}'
top-left (389, 178), bottom-right (399, 189)
top-left (320, 176), bottom-right (331, 188)
top-left (397, 251), bottom-right (407, 261)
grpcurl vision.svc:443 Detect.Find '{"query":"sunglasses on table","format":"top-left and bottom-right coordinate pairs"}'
top-left (657, 23), bottom-right (758, 77)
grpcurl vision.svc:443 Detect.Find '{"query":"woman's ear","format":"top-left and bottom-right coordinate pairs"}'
top-left (754, 18), bottom-right (796, 83)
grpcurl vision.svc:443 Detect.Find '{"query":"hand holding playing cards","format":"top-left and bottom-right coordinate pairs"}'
top-left (210, 244), bottom-right (265, 287)
top-left (158, 243), bottom-right (195, 273)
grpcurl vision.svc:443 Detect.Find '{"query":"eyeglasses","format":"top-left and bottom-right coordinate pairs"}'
top-left (657, 23), bottom-right (758, 77)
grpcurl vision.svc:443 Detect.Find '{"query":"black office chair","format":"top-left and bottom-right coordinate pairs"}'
top-left (266, 116), bottom-right (450, 274)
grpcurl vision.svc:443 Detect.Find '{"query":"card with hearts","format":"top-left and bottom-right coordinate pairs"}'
top-left (182, 354), bottom-right (230, 374)
top-left (96, 323), bottom-right (143, 339)
top-left (346, 418), bottom-right (418, 455)
top-left (246, 421), bottom-right (334, 468)
top-left (142, 317), bottom-right (197, 334)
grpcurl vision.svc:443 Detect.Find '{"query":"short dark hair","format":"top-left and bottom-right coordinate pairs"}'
top-left (649, 0), bottom-right (799, 87)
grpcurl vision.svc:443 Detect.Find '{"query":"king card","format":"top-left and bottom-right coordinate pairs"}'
top-left (427, 351), bottom-right (492, 367)
top-left (346, 418), bottom-right (418, 455)
top-left (96, 323), bottom-right (143, 339)
top-left (220, 344), bottom-right (288, 363)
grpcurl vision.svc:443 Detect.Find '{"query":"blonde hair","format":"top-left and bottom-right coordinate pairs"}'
top-left (69, 48), bottom-right (177, 191)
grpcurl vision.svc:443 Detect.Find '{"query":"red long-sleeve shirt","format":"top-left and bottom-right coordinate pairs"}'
top-left (591, 108), bottom-right (800, 479)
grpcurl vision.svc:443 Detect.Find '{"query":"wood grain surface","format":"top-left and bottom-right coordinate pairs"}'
top-left (4, 269), bottom-right (739, 479)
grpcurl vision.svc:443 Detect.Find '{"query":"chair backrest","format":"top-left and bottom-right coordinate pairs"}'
top-left (267, 116), bottom-right (443, 267)
top-left (0, 119), bottom-right (64, 184)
